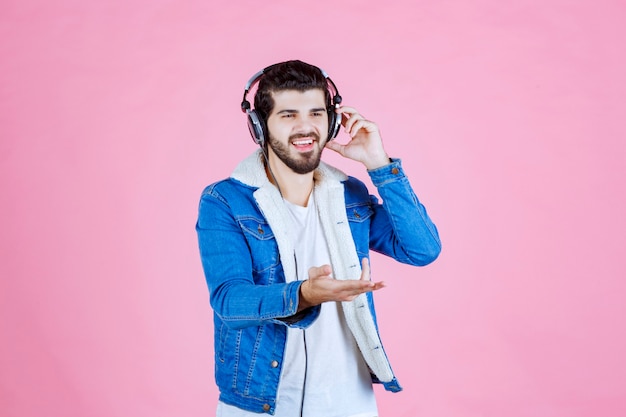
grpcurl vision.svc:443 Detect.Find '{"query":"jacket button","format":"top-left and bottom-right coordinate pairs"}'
top-left (263, 404), bottom-right (271, 411)
top-left (271, 360), bottom-right (279, 368)
top-left (391, 167), bottom-right (399, 175)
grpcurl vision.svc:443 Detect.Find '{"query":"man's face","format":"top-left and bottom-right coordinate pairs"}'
top-left (265, 89), bottom-right (329, 175)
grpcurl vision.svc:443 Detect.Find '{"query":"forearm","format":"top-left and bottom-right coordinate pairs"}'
top-left (210, 279), bottom-right (317, 329)
top-left (198, 234), bottom-right (320, 328)
top-left (368, 159), bottom-right (441, 265)
top-left (196, 190), bottom-right (319, 329)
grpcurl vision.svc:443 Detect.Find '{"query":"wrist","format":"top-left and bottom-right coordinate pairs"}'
top-left (298, 281), bottom-right (313, 311)
top-left (365, 154), bottom-right (391, 171)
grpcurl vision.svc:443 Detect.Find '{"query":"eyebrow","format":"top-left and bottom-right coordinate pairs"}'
top-left (275, 108), bottom-right (327, 115)
top-left (275, 109), bottom-right (298, 115)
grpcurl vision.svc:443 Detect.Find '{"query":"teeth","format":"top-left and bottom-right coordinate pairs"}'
top-left (293, 139), bottom-right (313, 145)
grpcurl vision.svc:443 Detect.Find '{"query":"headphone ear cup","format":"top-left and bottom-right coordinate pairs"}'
top-left (247, 110), bottom-right (266, 146)
top-left (327, 108), bottom-right (341, 140)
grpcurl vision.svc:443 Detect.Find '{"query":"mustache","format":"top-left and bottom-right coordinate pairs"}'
top-left (289, 131), bottom-right (321, 141)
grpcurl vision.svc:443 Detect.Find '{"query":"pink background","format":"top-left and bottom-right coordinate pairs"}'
top-left (2, 1), bottom-right (625, 416)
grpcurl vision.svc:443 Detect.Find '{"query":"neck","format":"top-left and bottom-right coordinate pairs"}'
top-left (265, 154), bottom-right (314, 207)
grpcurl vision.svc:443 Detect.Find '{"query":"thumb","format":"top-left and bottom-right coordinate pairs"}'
top-left (308, 264), bottom-right (332, 280)
top-left (324, 140), bottom-right (344, 155)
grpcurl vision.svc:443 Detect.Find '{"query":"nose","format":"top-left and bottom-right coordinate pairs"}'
top-left (294, 113), bottom-right (325, 134)
top-left (293, 116), bottom-right (316, 134)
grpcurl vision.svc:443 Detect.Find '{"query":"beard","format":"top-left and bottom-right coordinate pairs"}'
top-left (267, 131), bottom-right (325, 174)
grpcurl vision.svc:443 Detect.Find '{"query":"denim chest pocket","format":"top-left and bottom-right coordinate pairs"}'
top-left (237, 217), bottom-right (280, 273)
top-left (346, 204), bottom-right (374, 223)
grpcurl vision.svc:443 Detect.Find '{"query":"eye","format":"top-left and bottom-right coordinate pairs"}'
top-left (311, 111), bottom-right (324, 117)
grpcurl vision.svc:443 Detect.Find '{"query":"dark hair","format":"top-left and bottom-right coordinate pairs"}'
top-left (253, 60), bottom-right (332, 123)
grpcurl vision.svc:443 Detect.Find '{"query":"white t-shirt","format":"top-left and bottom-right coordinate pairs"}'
top-left (218, 192), bottom-right (378, 417)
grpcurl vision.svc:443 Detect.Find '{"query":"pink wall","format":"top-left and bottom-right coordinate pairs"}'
top-left (1, 1), bottom-right (625, 416)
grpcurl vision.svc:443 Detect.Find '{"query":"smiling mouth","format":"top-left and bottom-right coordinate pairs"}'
top-left (290, 132), bottom-right (321, 151)
top-left (292, 139), bottom-right (314, 146)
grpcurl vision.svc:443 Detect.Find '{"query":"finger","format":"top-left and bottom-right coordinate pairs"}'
top-left (324, 140), bottom-right (345, 155)
top-left (340, 283), bottom-right (378, 301)
top-left (308, 264), bottom-right (332, 280)
top-left (345, 281), bottom-right (385, 301)
top-left (360, 258), bottom-right (370, 281)
top-left (337, 106), bottom-right (361, 128)
top-left (372, 281), bottom-right (386, 290)
top-left (344, 113), bottom-right (363, 133)
top-left (338, 287), bottom-right (371, 302)
top-left (337, 106), bottom-right (359, 118)
top-left (348, 119), bottom-right (368, 137)
top-left (350, 118), bottom-right (379, 137)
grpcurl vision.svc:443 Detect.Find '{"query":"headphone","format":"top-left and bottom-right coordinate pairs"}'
top-left (240, 63), bottom-right (342, 147)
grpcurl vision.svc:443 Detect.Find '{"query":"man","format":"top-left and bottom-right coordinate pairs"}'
top-left (196, 60), bottom-right (441, 416)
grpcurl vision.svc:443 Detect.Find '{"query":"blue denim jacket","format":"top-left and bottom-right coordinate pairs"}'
top-left (196, 151), bottom-right (441, 414)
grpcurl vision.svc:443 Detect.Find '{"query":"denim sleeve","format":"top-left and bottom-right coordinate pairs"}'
top-left (196, 185), bottom-right (319, 330)
top-left (367, 158), bottom-right (442, 265)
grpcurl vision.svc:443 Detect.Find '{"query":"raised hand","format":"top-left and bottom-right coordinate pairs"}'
top-left (325, 106), bottom-right (390, 170)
